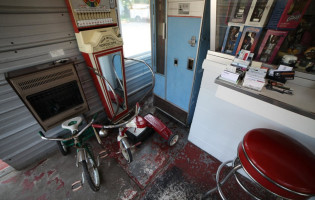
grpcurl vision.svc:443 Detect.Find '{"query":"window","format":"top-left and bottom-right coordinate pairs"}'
top-left (213, 0), bottom-right (315, 69)
top-left (119, 0), bottom-right (151, 57)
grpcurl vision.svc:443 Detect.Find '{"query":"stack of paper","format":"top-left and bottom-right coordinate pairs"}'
top-left (243, 68), bottom-right (267, 91)
top-left (220, 70), bottom-right (240, 84)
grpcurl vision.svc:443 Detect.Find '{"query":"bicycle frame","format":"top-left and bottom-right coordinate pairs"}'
top-left (73, 136), bottom-right (96, 168)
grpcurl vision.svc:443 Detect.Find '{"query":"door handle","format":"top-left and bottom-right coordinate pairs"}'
top-left (188, 36), bottom-right (196, 47)
top-left (162, 23), bottom-right (166, 40)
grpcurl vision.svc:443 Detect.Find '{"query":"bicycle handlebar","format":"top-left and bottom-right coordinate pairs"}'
top-left (38, 118), bottom-right (95, 142)
top-left (124, 57), bottom-right (155, 103)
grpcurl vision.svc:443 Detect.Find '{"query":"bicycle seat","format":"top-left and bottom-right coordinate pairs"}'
top-left (62, 116), bottom-right (82, 133)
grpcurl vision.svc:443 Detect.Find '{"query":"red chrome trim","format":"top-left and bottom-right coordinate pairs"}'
top-left (82, 52), bottom-right (93, 67)
top-left (241, 142), bottom-right (310, 197)
top-left (243, 129), bottom-right (315, 195)
top-left (121, 127), bottom-right (128, 136)
top-left (93, 52), bottom-right (115, 118)
top-left (92, 124), bottom-right (103, 129)
top-left (238, 143), bottom-right (308, 200)
top-left (93, 47), bottom-right (129, 121)
top-left (65, 0), bottom-right (79, 33)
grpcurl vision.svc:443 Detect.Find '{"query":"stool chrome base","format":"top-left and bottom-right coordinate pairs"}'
top-left (202, 158), bottom-right (279, 200)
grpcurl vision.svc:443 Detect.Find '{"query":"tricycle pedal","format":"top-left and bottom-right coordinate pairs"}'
top-left (71, 180), bottom-right (83, 192)
top-left (98, 150), bottom-right (109, 158)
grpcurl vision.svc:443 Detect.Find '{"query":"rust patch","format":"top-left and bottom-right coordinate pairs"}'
top-left (47, 177), bottom-right (64, 190)
top-left (1, 175), bottom-right (18, 184)
top-left (34, 172), bottom-right (45, 182)
top-left (23, 179), bottom-right (34, 191)
top-left (24, 159), bottom-right (47, 177)
top-left (47, 170), bottom-right (55, 177)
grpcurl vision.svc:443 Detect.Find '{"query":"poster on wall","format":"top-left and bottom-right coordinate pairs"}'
top-left (221, 23), bottom-right (244, 55)
top-left (229, 0), bottom-right (252, 23)
top-left (277, 0), bottom-right (311, 29)
top-left (256, 30), bottom-right (288, 63)
top-left (236, 26), bottom-right (262, 55)
top-left (245, 0), bottom-right (275, 27)
top-left (267, 0), bottom-right (311, 29)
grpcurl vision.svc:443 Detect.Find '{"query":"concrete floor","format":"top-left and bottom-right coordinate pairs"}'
top-left (0, 97), bottom-right (273, 200)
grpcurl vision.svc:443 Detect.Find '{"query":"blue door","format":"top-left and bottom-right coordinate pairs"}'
top-left (166, 17), bottom-right (202, 111)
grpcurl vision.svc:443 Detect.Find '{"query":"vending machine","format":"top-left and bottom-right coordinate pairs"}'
top-left (152, 0), bottom-right (210, 125)
top-left (65, 0), bottom-right (129, 122)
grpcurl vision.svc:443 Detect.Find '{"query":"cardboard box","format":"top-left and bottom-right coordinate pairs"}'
top-left (256, 30), bottom-right (288, 64)
top-left (245, 0), bottom-right (275, 27)
top-left (221, 23), bottom-right (244, 55)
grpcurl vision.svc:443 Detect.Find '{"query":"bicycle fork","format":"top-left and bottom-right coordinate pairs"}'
top-left (71, 148), bottom-right (86, 192)
top-left (72, 145), bottom-right (99, 192)
top-left (117, 127), bottom-right (130, 149)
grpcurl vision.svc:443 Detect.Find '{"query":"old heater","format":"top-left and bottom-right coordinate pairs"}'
top-left (7, 63), bottom-right (89, 131)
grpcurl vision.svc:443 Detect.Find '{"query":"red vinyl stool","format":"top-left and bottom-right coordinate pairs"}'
top-left (203, 129), bottom-right (315, 200)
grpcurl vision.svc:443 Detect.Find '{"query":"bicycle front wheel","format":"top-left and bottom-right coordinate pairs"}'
top-left (120, 138), bottom-right (133, 163)
top-left (81, 153), bottom-right (100, 191)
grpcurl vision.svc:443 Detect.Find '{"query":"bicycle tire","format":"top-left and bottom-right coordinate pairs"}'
top-left (120, 140), bottom-right (133, 163)
top-left (81, 160), bottom-right (100, 191)
top-left (56, 140), bottom-right (68, 156)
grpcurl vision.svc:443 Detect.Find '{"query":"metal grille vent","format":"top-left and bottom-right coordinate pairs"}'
top-left (18, 69), bottom-right (74, 91)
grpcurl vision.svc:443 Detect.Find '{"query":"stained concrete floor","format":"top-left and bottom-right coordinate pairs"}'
top-left (0, 97), bottom-right (274, 200)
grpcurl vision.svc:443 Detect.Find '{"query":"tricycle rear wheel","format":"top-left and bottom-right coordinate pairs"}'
top-left (167, 134), bottom-right (179, 147)
top-left (56, 140), bottom-right (68, 156)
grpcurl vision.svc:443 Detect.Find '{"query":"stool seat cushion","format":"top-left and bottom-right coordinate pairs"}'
top-left (238, 128), bottom-right (315, 199)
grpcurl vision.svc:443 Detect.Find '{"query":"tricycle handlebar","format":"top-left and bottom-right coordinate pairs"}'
top-left (93, 102), bottom-right (140, 129)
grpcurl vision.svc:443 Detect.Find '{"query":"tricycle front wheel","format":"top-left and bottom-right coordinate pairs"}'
top-left (120, 139), bottom-right (133, 163)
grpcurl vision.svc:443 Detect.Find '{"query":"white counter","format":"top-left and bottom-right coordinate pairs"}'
top-left (188, 51), bottom-right (315, 163)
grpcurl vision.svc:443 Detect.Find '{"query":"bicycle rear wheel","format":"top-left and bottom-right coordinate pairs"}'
top-left (81, 150), bottom-right (100, 191)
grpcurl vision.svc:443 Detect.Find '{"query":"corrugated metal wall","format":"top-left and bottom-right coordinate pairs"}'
top-left (0, 0), bottom-right (152, 170)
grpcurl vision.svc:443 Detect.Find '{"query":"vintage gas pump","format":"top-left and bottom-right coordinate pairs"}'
top-left (65, 0), bottom-right (179, 147)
